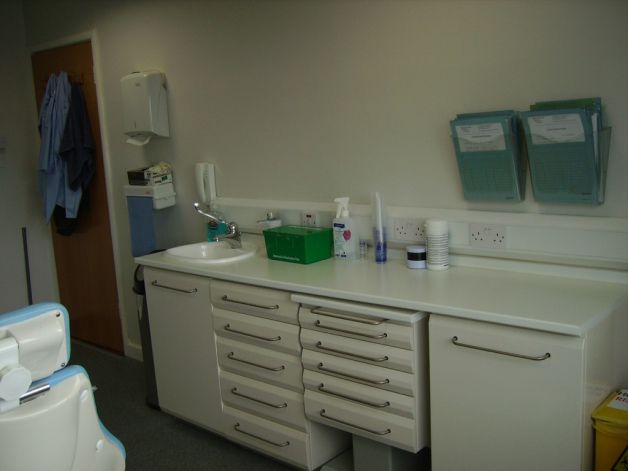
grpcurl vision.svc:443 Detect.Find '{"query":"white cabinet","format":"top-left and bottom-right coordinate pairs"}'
top-left (429, 314), bottom-right (618, 471)
top-left (143, 268), bottom-right (222, 431)
top-left (210, 280), bottom-right (349, 470)
top-left (296, 295), bottom-right (429, 453)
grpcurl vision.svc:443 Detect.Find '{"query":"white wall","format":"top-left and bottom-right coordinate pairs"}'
top-left (0, 0), bottom-right (57, 312)
top-left (20, 0), bottom-right (628, 351)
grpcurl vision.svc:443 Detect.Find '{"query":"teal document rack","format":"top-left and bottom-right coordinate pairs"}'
top-left (450, 110), bottom-right (525, 202)
top-left (521, 100), bottom-right (611, 204)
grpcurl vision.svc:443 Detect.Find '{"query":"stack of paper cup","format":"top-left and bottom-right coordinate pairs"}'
top-left (425, 219), bottom-right (449, 270)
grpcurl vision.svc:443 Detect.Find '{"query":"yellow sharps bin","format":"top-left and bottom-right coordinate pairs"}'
top-left (592, 389), bottom-right (628, 471)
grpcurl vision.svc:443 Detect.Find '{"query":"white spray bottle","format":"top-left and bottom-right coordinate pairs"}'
top-left (333, 197), bottom-right (358, 260)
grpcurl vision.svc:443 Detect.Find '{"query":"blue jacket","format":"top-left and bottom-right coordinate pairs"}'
top-left (38, 72), bottom-right (83, 222)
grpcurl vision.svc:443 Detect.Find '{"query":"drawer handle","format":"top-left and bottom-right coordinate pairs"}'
top-left (451, 336), bottom-right (551, 361)
top-left (227, 352), bottom-right (286, 371)
top-left (314, 320), bottom-right (388, 340)
top-left (221, 295), bottom-right (279, 310)
top-left (310, 307), bottom-right (386, 325)
top-left (150, 280), bottom-right (198, 294)
top-left (224, 324), bottom-right (282, 342)
top-left (231, 387), bottom-right (288, 409)
top-left (234, 422), bottom-right (290, 447)
top-left (319, 409), bottom-right (391, 436)
top-left (315, 341), bottom-right (389, 363)
top-left (318, 383), bottom-right (390, 408)
top-left (317, 362), bottom-right (390, 385)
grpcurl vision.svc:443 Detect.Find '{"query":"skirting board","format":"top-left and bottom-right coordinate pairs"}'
top-left (124, 341), bottom-right (143, 362)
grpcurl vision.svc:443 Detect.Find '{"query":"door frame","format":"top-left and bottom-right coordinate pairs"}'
top-left (30, 30), bottom-right (131, 357)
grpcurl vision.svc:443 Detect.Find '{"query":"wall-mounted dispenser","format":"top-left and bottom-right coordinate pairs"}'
top-left (120, 70), bottom-right (169, 146)
top-left (124, 183), bottom-right (176, 256)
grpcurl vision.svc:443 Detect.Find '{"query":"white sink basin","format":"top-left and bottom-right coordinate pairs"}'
top-left (164, 241), bottom-right (257, 264)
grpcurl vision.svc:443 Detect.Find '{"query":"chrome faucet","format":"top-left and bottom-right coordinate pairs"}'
top-left (193, 202), bottom-right (242, 248)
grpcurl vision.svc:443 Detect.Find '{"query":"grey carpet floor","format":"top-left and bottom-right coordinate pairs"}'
top-left (70, 341), bottom-right (294, 471)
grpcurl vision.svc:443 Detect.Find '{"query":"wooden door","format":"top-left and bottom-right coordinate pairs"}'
top-left (31, 41), bottom-right (123, 353)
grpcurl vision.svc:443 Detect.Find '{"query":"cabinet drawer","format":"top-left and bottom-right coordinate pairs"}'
top-left (214, 308), bottom-right (301, 355)
top-left (211, 280), bottom-right (298, 324)
top-left (304, 390), bottom-right (422, 453)
top-left (223, 405), bottom-right (309, 470)
top-left (217, 337), bottom-right (303, 392)
top-left (220, 371), bottom-right (307, 431)
top-left (302, 349), bottom-right (417, 397)
top-left (299, 305), bottom-right (417, 350)
top-left (301, 329), bottom-right (415, 374)
top-left (303, 370), bottom-right (416, 420)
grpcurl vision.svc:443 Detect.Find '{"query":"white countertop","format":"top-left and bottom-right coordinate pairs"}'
top-left (136, 239), bottom-right (628, 337)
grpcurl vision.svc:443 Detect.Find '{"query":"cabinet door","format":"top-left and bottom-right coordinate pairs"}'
top-left (144, 268), bottom-right (222, 432)
top-left (429, 315), bottom-right (585, 471)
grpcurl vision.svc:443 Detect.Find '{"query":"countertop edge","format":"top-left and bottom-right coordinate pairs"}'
top-left (135, 253), bottom-right (628, 338)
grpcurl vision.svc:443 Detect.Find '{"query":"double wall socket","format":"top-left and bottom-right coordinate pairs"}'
top-left (301, 211), bottom-right (320, 227)
top-left (469, 223), bottom-right (508, 249)
top-left (391, 218), bottom-right (425, 242)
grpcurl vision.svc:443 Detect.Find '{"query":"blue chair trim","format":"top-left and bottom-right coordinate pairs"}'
top-left (32, 366), bottom-right (127, 459)
top-left (0, 303), bottom-right (71, 362)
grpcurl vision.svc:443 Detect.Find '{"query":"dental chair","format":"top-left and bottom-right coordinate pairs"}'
top-left (0, 303), bottom-right (126, 471)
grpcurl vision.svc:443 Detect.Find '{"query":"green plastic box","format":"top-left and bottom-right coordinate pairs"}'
top-left (263, 225), bottom-right (333, 264)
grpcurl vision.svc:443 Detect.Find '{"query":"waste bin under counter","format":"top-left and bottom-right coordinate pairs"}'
top-left (592, 390), bottom-right (628, 471)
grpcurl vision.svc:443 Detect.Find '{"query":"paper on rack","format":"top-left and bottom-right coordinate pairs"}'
top-left (527, 113), bottom-right (586, 145)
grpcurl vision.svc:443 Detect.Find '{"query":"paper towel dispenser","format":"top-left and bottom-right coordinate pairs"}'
top-left (121, 70), bottom-right (169, 146)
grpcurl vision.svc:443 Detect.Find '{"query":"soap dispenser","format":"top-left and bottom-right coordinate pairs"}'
top-left (333, 197), bottom-right (358, 260)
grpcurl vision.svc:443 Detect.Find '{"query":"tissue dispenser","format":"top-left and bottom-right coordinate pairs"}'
top-left (120, 70), bottom-right (169, 146)
top-left (263, 225), bottom-right (332, 264)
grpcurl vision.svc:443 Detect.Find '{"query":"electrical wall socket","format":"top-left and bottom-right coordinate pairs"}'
top-left (469, 223), bottom-right (508, 249)
top-left (391, 218), bottom-right (425, 242)
top-left (300, 211), bottom-right (320, 227)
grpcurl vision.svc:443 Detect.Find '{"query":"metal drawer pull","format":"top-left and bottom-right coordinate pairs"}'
top-left (151, 280), bottom-right (198, 294)
top-left (234, 423), bottom-right (290, 447)
top-left (231, 387), bottom-right (288, 409)
top-left (317, 362), bottom-right (390, 385)
top-left (318, 384), bottom-right (390, 408)
top-left (315, 341), bottom-right (389, 363)
top-left (310, 307), bottom-right (386, 325)
top-left (227, 352), bottom-right (286, 371)
top-left (451, 336), bottom-right (551, 361)
top-left (314, 320), bottom-right (387, 339)
top-left (221, 295), bottom-right (279, 310)
top-left (224, 324), bottom-right (281, 342)
top-left (319, 409), bottom-right (391, 436)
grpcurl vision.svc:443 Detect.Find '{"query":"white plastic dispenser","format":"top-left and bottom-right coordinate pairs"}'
top-left (120, 71), bottom-right (170, 146)
top-left (333, 197), bottom-right (358, 260)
